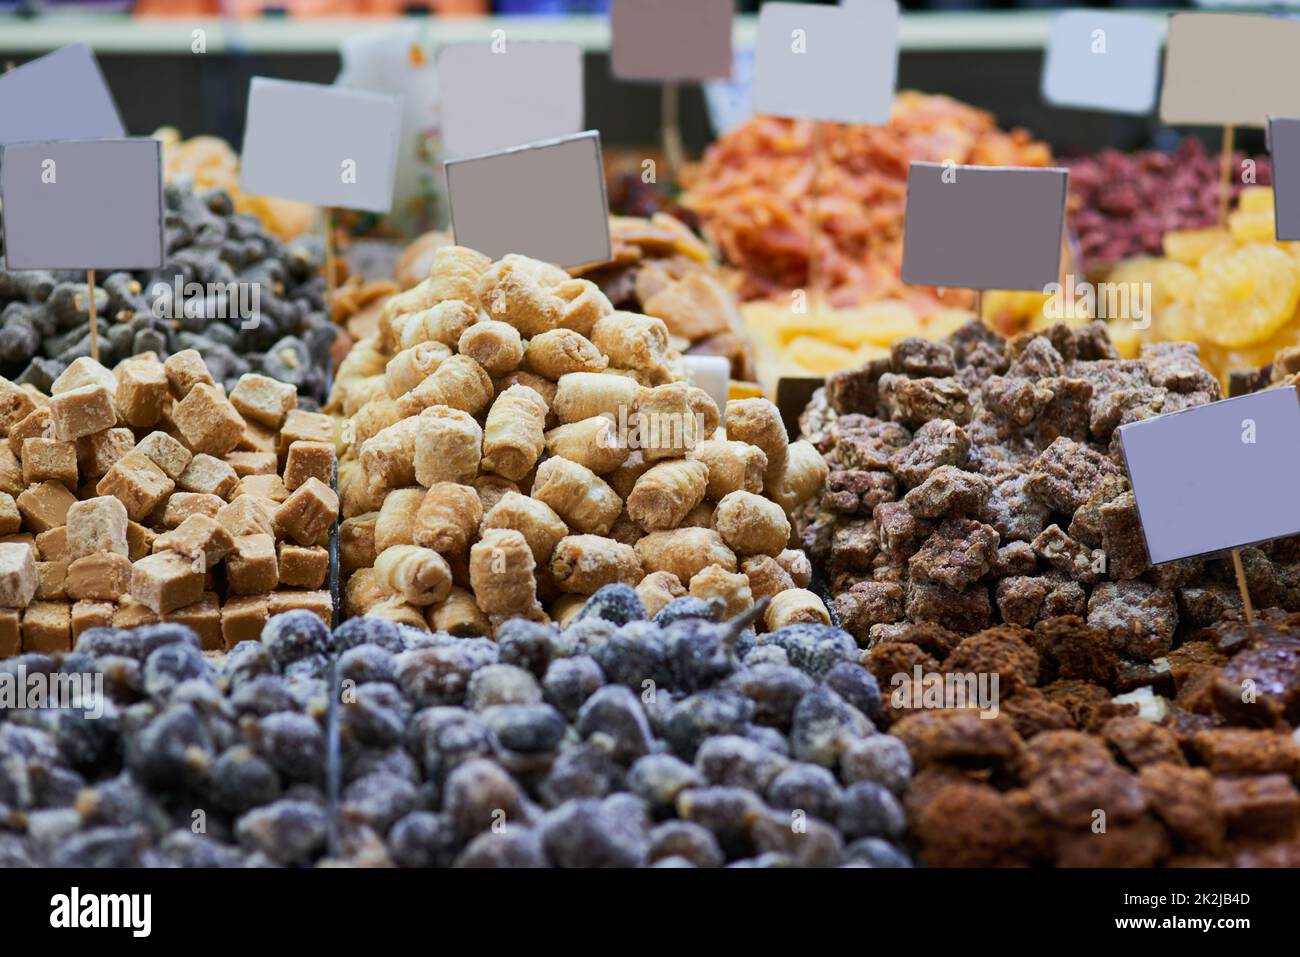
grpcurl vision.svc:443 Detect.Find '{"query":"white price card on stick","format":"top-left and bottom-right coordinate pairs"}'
top-left (751, 0), bottom-right (898, 125)
top-left (900, 162), bottom-right (1069, 292)
top-left (445, 131), bottom-right (611, 269)
top-left (0, 44), bottom-right (124, 145)
top-left (239, 77), bottom-right (401, 214)
top-left (1118, 387), bottom-right (1300, 564)
top-left (1040, 12), bottom-right (1161, 115)
top-left (437, 42), bottom-right (583, 159)
top-left (0, 138), bottom-right (163, 271)
top-left (611, 0), bottom-right (733, 83)
top-left (1160, 13), bottom-right (1300, 127)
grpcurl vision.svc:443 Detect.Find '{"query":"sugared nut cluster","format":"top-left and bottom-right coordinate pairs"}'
top-left (0, 350), bottom-right (335, 657)
top-left (329, 246), bottom-right (828, 636)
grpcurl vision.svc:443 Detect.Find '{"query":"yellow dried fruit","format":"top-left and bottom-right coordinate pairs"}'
top-left (1192, 243), bottom-right (1300, 348)
top-left (1163, 227), bottom-right (1231, 266)
top-left (1228, 209), bottom-right (1277, 244)
top-left (1238, 186), bottom-right (1275, 215)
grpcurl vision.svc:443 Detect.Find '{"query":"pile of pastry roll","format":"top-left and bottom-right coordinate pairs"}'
top-left (0, 350), bottom-right (336, 657)
top-left (330, 246), bottom-right (829, 634)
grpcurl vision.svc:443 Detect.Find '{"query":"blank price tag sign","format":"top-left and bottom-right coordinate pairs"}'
top-left (1160, 13), bottom-right (1300, 127)
top-left (240, 78), bottom-right (401, 214)
top-left (438, 42), bottom-right (583, 158)
top-left (611, 0), bottom-right (733, 82)
top-left (0, 44), bottom-right (124, 145)
top-left (1270, 116), bottom-right (1300, 241)
top-left (0, 138), bottom-right (163, 271)
top-left (1041, 11), bottom-right (1161, 115)
top-left (901, 162), bottom-right (1069, 292)
top-left (1118, 388), bottom-right (1300, 564)
top-left (445, 131), bottom-right (611, 268)
top-left (752, 0), bottom-right (898, 125)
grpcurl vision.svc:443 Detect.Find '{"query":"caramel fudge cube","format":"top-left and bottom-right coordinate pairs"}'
top-left (97, 452), bottom-right (174, 522)
top-left (0, 446), bottom-right (21, 498)
top-left (237, 419), bottom-right (279, 456)
top-left (66, 496), bottom-right (129, 561)
top-left (173, 384), bottom-right (245, 457)
top-left (164, 349), bottom-right (216, 398)
top-left (135, 431), bottom-right (192, 481)
top-left (0, 377), bottom-right (37, 435)
top-left (130, 551), bottom-right (206, 614)
top-left (127, 521), bottom-right (156, 562)
top-left (20, 437), bottom-right (78, 490)
top-left (154, 514), bottom-right (234, 571)
top-left (34, 526), bottom-right (67, 562)
top-left (221, 595), bottom-right (269, 650)
top-left (218, 495), bottom-right (277, 539)
top-left (227, 451), bottom-right (278, 477)
top-left (227, 534), bottom-right (279, 595)
top-left (49, 385), bottom-right (117, 442)
top-left (278, 543), bottom-right (329, 589)
top-left (0, 608), bottom-right (20, 656)
top-left (168, 592), bottom-right (222, 651)
top-left (0, 493), bottom-right (20, 535)
top-left (339, 512), bottom-right (377, 578)
top-left (35, 561), bottom-right (67, 600)
top-left (67, 552), bottom-right (132, 601)
top-left (22, 600), bottom-right (70, 653)
top-left (112, 599), bottom-right (159, 629)
top-left (115, 356), bottom-right (169, 428)
top-left (17, 480), bottom-right (76, 533)
top-left (230, 373), bottom-right (298, 429)
top-left (275, 478), bottom-right (338, 546)
top-left (51, 357), bottom-right (116, 396)
top-left (71, 600), bottom-right (114, 638)
top-left (0, 542), bottom-right (39, 608)
top-left (9, 407), bottom-right (52, 460)
top-left (236, 474), bottom-right (289, 503)
top-left (162, 492), bottom-right (224, 528)
top-left (278, 410), bottom-right (334, 461)
top-left (284, 441), bottom-right (336, 492)
top-left (178, 453), bottom-right (239, 499)
top-left (76, 427), bottom-right (134, 480)
top-left (268, 589), bottom-right (333, 627)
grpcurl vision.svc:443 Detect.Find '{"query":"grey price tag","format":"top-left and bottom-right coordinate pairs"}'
top-left (1269, 115), bottom-right (1300, 241)
top-left (1041, 11), bottom-right (1161, 116)
top-left (901, 162), bottom-right (1068, 292)
top-left (239, 77), bottom-right (401, 214)
top-left (445, 131), bottom-right (611, 269)
top-left (611, 0), bottom-right (733, 83)
top-left (1118, 387), bottom-right (1300, 564)
top-left (0, 44), bottom-right (124, 146)
top-left (0, 138), bottom-right (163, 271)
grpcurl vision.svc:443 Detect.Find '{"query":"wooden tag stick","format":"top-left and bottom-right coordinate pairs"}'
top-left (323, 207), bottom-right (337, 305)
top-left (974, 289), bottom-right (984, 323)
top-left (1230, 547), bottom-right (1255, 624)
top-left (661, 80), bottom-right (685, 187)
top-left (807, 120), bottom-right (824, 309)
top-left (87, 268), bottom-right (98, 362)
top-left (1219, 124), bottom-right (1235, 227)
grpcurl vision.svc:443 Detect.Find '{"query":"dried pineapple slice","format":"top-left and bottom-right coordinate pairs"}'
top-left (1193, 243), bottom-right (1300, 348)
top-left (1228, 209), bottom-right (1277, 244)
top-left (1163, 228), bottom-right (1231, 266)
top-left (1237, 187), bottom-right (1275, 215)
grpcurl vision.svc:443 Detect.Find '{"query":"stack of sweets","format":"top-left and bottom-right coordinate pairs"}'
top-left (329, 245), bottom-right (827, 636)
top-left (0, 348), bottom-right (336, 657)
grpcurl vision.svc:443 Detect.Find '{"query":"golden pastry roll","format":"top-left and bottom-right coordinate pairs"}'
top-left (396, 354), bottom-right (495, 418)
top-left (689, 438), bottom-right (767, 499)
top-left (724, 397), bottom-right (788, 489)
top-left (525, 328), bottom-right (608, 380)
top-left (373, 544), bottom-right (453, 606)
top-left (689, 562), bottom-right (753, 618)
top-left (393, 299), bottom-right (479, 351)
top-left (635, 382), bottom-right (707, 462)
top-left (385, 342), bottom-right (452, 399)
top-left (741, 555), bottom-right (796, 600)
top-left (770, 440), bottom-right (829, 515)
top-left (591, 312), bottom-right (670, 373)
top-left (626, 459), bottom-right (708, 532)
top-left (776, 548), bottom-right (813, 588)
top-left (359, 417), bottom-right (420, 499)
top-left (636, 569), bottom-right (685, 618)
top-left (555, 277), bottom-right (614, 337)
top-left (427, 584), bottom-right (492, 637)
top-left (459, 319), bottom-right (524, 377)
top-left (481, 384), bottom-right (548, 482)
top-left (481, 491), bottom-right (568, 566)
top-left (351, 398), bottom-right (404, 452)
top-left (764, 588), bottom-right (831, 630)
top-left (469, 528), bottom-right (541, 617)
top-left (549, 534), bottom-right (643, 595)
top-left (553, 371), bottom-right (643, 424)
top-left (544, 415), bottom-right (629, 475)
top-left (530, 456), bottom-right (623, 536)
top-left (713, 490), bottom-right (791, 557)
top-left (414, 482), bottom-right (482, 557)
top-left (413, 405), bottom-right (483, 487)
top-left (374, 487), bottom-right (426, 552)
top-left (427, 245), bottom-right (492, 305)
top-left (473, 475), bottom-right (522, 519)
top-left (474, 254), bottom-right (568, 337)
top-left (633, 527), bottom-right (737, 583)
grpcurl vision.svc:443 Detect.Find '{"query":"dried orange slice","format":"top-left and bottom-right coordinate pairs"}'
top-left (1193, 243), bottom-right (1300, 347)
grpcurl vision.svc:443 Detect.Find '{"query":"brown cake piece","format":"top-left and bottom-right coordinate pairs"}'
top-left (1137, 763), bottom-right (1224, 854)
top-left (995, 574), bottom-right (1086, 628)
top-left (905, 579), bottom-right (991, 633)
top-left (1102, 716), bottom-right (1186, 769)
top-left (1025, 437), bottom-right (1122, 515)
top-left (1087, 580), bottom-right (1178, 660)
top-left (886, 418), bottom-right (970, 488)
top-left (908, 518), bottom-right (999, 590)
